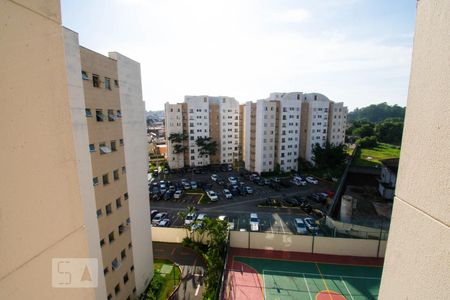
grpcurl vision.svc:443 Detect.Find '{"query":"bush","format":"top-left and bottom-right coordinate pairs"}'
top-left (144, 272), bottom-right (165, 300)
top-left (357, 136), bottom-right (378, 148)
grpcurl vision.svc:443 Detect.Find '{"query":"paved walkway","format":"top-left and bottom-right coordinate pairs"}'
top-left (153, 242), bottom-right (206, 300)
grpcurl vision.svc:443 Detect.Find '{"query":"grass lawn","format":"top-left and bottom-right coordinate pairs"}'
top-left (353, 143), bottom-right (400, 167)
top-left (147, 259), bottom-right (181, 300)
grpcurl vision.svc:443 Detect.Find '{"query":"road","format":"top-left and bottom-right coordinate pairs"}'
top-left (153, 242), bottom-right (206, 300)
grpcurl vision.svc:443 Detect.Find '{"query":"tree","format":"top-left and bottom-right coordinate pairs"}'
top-left (348, 102), bottom-right (405, 123)
top-left (195, 137), bottom-right (218, 156)
top-left (375, 121), bottom-right (404, 145)
top-left (353, 123), bottom-right (375, 138)
top-left (311, 142), bottom-right (347, 169)
top-left (168, 132), bottom-right (187, 144)
top-left (357, 136), bottom-right (378, 148)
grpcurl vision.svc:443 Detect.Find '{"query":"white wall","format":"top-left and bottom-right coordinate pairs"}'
top-left (63, 27), bottom-right (107, 300)
top-left (110, 52), bottom-right (154, 294)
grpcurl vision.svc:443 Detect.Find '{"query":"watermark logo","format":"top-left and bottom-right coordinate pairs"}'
top-left (52, 258), bottom-right (98, 288)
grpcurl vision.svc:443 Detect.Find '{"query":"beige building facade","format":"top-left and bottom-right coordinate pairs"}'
top-left (0, 1), bottom-right (152, 299)
top-left (379, 0), bottom-right (450, 298)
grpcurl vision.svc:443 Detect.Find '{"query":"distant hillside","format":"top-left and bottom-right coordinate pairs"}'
top-left (348, 102), bottom-right (405, 123)
top-left (146, 110), bottom-right (164, 120)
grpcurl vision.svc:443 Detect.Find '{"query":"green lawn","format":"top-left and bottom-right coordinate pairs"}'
top-left (146, 259), bottom-right (181, 300)
top-left (353, 143), bottom-right (400, 167)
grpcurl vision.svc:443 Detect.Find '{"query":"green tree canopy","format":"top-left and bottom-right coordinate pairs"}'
top-left (348, 102), bottom-right (405, 123)
top-left (311, 142), bottom-right (347, 169)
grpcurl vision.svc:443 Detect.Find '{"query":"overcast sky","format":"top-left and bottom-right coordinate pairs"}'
top-left (61, 0), bottom-right (416, 111)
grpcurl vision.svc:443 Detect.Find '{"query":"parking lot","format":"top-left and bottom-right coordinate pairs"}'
top-left (149, 167), bottom-right (334, 235)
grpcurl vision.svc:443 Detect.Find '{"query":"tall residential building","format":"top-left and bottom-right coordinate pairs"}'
top-left (165, 96), bottom-right (240, 169)
top-left (0, 1), bottom-right (153, 298)
top-left (379, 0), bottom-right (450, 298)
top-left (243, 92), bottom-right (347, 173)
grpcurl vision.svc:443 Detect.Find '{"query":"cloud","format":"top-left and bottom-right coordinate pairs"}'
top-left (269, 9), bottom-right (311, 23)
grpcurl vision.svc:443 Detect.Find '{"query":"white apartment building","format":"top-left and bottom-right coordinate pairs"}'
top-left (300, 93), bottom-right (332, 163)
top-left (244, 92), bottom-right (347, 173)
top-left (165, 96), bottom-right (240, 168)
top-left (328, 102), bottom-right (348, 146)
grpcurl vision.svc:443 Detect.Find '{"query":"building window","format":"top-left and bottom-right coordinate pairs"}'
top-left (92, 74), bottom-right (100, 87)
top-left (111, 140), bottom-right (117, 152)
top-left (117, 110), bottom-right (122, 118)
top-left (108, 232), bottom-right (115, 244)
top-left (105, 77), bottom-right (111, 90)
top-left (124, 192), bottom-right (129, 200)
top-left (113, 170), bottom-right (119, 181)
top-left (119, 223), bottom-right (125, 235)
top-left (96, 109), bottom-right (104, 122)
top-left (122, 166), bottom-right (126, 174)
top-left (114, 79), bottom-right (119, 87)
top-left (100, 239), bottom-right (105, 247)
top-left (96, 209), bottom-right (102, 218)
top-left (114, 283), bottom-right (120, 295)
top-left (108, 109), bottom-right (115, 121)
top-left (102, 174), bottom-right (109, 185)
top-left (128, 242), bottom-right (132, 249)
top-left (120, 139), bottom-right (124, 146)
top-left (130, 265), bottom-right (134, 272)
top-left (133, 287), bottom-right (136, 294)
top-left (104, 267), bottom-right (109, 276)
top-left (123, 273), bottom-right (129, 284)
top-left (112, 258), bottom-right (121, 271)
top-left (93, 177), bottom-right (99, 186)
top-left (85, 108), bottom-right (92, 117)
top-left (126, 218), bottom-right (130, 225)
top-left (107, 295), bottom-right (112, 300)
top-left (89, 144), bottom-right (95, 152)
top-left (81, 70), bottom-right (89, 80)
top-left (121, 249), bottom-right (127, 260)
top-left (106, 204), bottom-right (112, 215)
top-left (116, 198), bottom-right (122, 209)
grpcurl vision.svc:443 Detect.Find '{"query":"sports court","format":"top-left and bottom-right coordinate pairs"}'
top-left (224, 248), bottom-right (383, 300)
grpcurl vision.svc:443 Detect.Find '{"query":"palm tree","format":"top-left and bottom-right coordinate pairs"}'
top-left (195, 137), bottom-right (218, 156)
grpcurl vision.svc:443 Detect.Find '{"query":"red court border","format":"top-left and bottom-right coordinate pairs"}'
top-left (227, 247), bottom-right (384, 267)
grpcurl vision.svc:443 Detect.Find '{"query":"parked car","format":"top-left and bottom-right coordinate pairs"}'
top-left (271, 177), bottom-right (281, 183)
top-left (249, 174), bottom-right (260, 182)
top-left (308, 193), bottom-right (325, 203)
top-left (159, 183), bottom-right (167, 194)
top-left (301, 203), bottom-right (313, 214)
top-left (192, 213), bottom-right (207, 230)
top-left (157, 219), bottom-right (171, 227)
top-left (223, 189), bottom-right (233, 199)
top-left (228, 176), bottom-right (238, 185)
top-left (238, 186), bottom-right (247, 196)
top-left (284, 197), bottom-right (298, 206)
top-left (168, 185), bottom-right (176, 192)
top-left (206, 190), bottom-right (219, 201)
top-left (164, 169), bottom-right (170, 175)
top-left (184, 212), bottom-right (197, 226)
top-left (190, 181), bottom-right (198, 189)
top-left (294, 218), bottom-right (308, 234)
top-left (291, 176), bottom-right (307, 186)
top-left (218, 215), bottom-right (235, 230)
top-left (304, 217), bottom-right (319, 234)
top-left (229, 187), bottom-right (239, 196)
top-left (257, 179), bottom-right (266, 186)
top-left (211, 174), bottom-right (219, 182)
top-left (250, 213), bottom-right (259, 231)
top-left (305, 176), bottom-right (319, 184)
top-left (174, 190), bottom-right (183, 199)
top-left (245, 186), bottom-right (254, 194)
top-left (163, 190), bottom-right (174, 200)
top-left (263, 178), bottom-right (271, 185)
top-left (153, 170), bottom-right (158, 177)
top-left (150, 210), bottom-right (159, 220)
top-left (152, 212), bottom-right (168, 225)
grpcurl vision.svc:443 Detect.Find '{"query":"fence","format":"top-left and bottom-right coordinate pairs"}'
top-left (152, 227), bottom-right (387, 258)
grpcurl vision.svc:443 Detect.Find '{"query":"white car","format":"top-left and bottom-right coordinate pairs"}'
top-left (223, 189), bottom-right (232, 199)
top-left (305, 176), bottom-right (318, 184)
top-left (192, 213), bottom-right (207, 230)
top-left (174, 190), bottom-right (183, 199)
top-left (304, 217), bottom-right (319, 233)
top-left (206, 190), bottom-right (218, 201)
top-left (218, 215), bottom-right (235, 230)
top-left (211, 174), bottom-right (218, 181)
top-left (250, 213), bottom-right (259, 232)
top-left (184, 212), bottom-right (197, 226)
top-left (228, 176), bottom-right (238, 185)
top-left (294, 218), bottom-right (308, 234)
top-left (152, 212), bottom-right (168, 225)
top-left (157, 219), bottom-right (171, 227)
top-left (190, 181), bottom-right (198, 189)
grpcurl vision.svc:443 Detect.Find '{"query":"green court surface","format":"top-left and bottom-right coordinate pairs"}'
top-left (236, 256), bottom-right (382, 300)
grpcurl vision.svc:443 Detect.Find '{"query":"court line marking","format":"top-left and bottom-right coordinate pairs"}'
top-left (341, 276), bottom-right (354, 300)
top-left (303, 273), bottom-right (313, 300)
top-left (314, 263), bottom-right (333, 300)
top-left (262, 269), bottom-right (380, 280)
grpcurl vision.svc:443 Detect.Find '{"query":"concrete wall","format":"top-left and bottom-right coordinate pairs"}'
top-left (151, 227), bottom-right (188, 243)
top-left (111, 52), bottom-right (154, 295)
top-left (314, 237), bottom-right (380, 257)
top-left (379, 1), bottom-right (450, 299)
top-left (250, 232), bottom-right (314, 253)
top-left (63, 27), bottom-right (107, 300)
top-left (0, 1), bottom-right (94, 299)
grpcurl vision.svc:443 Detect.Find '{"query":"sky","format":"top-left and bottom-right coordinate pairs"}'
top-left (61, 0), bottom-right (416, 111)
